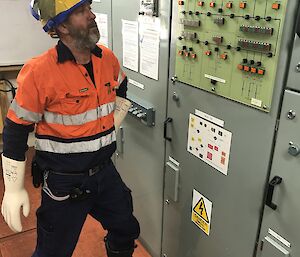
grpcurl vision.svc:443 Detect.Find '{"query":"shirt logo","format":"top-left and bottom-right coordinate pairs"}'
top-left (79, 88), bottom-right (89, 93)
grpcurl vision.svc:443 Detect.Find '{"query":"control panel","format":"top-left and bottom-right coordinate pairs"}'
top-left (175, 0), bottom-right (288, 112)
top-left (127, 95), bottom-right (156, 127)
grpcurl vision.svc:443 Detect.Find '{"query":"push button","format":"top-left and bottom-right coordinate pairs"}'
top-left (239, 2), bottom-right (246, 9)
top-left (226, 2), bottom-right (233, 8)
top-left (272, 3), bottom-right (280, 10)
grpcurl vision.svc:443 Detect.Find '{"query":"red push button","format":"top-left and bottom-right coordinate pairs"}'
top-left (239, 2), bottom-right (246, 9)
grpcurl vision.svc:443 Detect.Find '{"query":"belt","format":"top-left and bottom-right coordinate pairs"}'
top-left (48, 159), bottom-right (112, 176)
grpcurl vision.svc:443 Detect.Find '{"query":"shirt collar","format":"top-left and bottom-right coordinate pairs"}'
top-left (56, 40), bottom-right (103, 63)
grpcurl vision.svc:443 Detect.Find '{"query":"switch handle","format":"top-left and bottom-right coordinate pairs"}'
top-left (266, 176), bottom-right (282, 210)
top-left (164, 117), bottom-right (173, 142)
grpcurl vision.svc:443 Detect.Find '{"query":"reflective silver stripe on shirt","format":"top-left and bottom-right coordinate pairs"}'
top-left (35, 130), bottom-right (116, 153)
top-left (10, 99), bottom-right (43, 123)
top-left (117, 69), bottom-right (125, 86)
top-left (44, 102), bottom-right (115, 126)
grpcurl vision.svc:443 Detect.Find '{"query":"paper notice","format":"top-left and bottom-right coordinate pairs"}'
top-left (95, 13), bottom-right (109, 47)
top-left (139, 17), bottom-right (160, 80)
top-left (122, 20), bottom-right (139, 72)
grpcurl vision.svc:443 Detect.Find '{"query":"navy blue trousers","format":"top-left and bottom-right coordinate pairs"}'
top-left (31, 161), bottom-right (140, 257)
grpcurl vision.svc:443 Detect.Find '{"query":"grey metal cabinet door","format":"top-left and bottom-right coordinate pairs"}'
top-left (111, 1), bottom-right (171, 257)
top-left (256, 90), bottom-right (300, 257)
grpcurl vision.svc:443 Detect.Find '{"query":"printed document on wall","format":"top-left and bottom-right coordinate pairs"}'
top-left (95, 13), bottom-right (108, 47)
top-left (122, 20), bottom-right (139, 72)
top-left (139, 17), bottom-right (160, 80)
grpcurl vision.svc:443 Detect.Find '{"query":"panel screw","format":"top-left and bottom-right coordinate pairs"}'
top-left (287, 110), bottom-right (296, 120)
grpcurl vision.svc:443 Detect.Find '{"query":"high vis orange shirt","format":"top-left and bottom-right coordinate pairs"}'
top-left (7, 44), bottom-right (126, 169)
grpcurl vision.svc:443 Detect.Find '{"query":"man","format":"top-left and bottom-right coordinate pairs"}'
top-left (1, 0), bottom-right (140, 256)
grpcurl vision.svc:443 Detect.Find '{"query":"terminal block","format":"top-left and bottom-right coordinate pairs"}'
top-left (181, 19), bottom-right (201, 27)
top-left (240, 25), bottom-right (273, 35)
top-left (238, 39), bottom-right (271, 53)
top-left (127, 95), bottom-right (155, 127)
top-left (181, 31), bottom-right (198, 41)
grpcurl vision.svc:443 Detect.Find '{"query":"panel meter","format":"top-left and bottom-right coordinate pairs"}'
top-left (139, 0), bottom-right (159, 17)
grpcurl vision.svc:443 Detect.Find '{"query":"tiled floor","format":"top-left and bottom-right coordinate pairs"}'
top-left (0, 149), bottom-right (151, 257)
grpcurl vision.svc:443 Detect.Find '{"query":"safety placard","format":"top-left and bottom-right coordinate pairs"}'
top-left (187, 113), bottom-right (232, 175)
top-left (191, 189), bottom-right (212, 236)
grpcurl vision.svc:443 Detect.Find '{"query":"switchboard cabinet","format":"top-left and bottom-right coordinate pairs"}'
top-left (257, 33), bottom-right (300, 257)
top-left (161, 1), bottom-right (299, 257)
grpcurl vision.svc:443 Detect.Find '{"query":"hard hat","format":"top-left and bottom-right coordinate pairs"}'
top-left (30, 0), bottom-right (91, 33)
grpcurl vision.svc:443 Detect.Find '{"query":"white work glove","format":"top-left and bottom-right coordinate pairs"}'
top-left (114, 96), bottom-right (131, 133)
top-left (1, 154), bottom-right (30, 232)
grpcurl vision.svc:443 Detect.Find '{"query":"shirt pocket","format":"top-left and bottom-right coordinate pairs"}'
top-left (59, 90), bottom-right (96, 115)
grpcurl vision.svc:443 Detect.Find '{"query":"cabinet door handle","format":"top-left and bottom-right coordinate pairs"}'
top-left (266, 176), bottom-right (282, 210)
top-left (164, 117), bottom-right (173, 141)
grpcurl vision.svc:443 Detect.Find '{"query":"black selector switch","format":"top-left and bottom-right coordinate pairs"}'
top-left (250, 60), bottom-right (255, 65)
top-left (227, 45), bottom-right (232, 49)
top-left (230, 13), bottom-right (235, 19)
top-left (257, 61), bottom-right (262, 66)
top-left (255, 16), bottom-right (261, 21)
top-left (266, 16), bottom-right (272, 22)
top-left (189, 11), bottom-right (193, 15)
top-left (207, 12), bottom-right (211, 16)
top-left (204, 41), bottom-right (209, 45)
top-left (243, 58), bottom-right (248, 63)
top-left (244, 14), bottom-right (250, 20)
top-left (195, 11), bottom-right (200, 15)
top-left (211, 79), bottom-right (217, 85)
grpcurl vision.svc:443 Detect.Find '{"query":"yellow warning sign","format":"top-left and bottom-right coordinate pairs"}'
top-left (193, 197), bottom-right (209, 223)
top-left (191, 190), bottom-right (212, 236)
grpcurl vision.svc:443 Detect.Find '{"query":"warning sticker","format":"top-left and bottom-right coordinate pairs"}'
top-left (191, 189), bottom-right (212, 236)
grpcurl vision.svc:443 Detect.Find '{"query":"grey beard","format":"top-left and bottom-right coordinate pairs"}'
top-left (75, 32), bottom-right (100, 50)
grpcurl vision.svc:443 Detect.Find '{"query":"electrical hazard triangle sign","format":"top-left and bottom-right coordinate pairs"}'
top-left (193, 197), bottom-right (209, 223)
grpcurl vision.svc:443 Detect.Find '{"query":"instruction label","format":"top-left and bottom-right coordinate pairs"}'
top-left (191, 189), bottom-right (212, 236)
top-left (187, 113), bottom-right (232, 175)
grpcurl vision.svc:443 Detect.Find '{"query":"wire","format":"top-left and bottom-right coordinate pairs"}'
top-left (0, 79), bottom-right (17, 99)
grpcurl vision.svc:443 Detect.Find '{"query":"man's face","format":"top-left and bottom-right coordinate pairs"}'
top-left (65, 3), bottom-right (100, 50)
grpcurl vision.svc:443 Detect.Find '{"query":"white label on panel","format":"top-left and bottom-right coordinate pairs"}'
top-left (128, 78), bottom-right (145, 90)
top-left (251, 98), bottom-right (262, 107)
top-left (195, 109), bottom-right (224, 127)
top-left (268, 229), bottom-right (291, 248)
top-left (191, 189), bottom-right (213, 236)
top-left (169, 156), bottom-right (180, 167)
top-left (187, 113), bottom-right (232, 175)
top-left (204, 74), bottom-right (226, 84)
top-left (264, 237), bottom-right (290, 255)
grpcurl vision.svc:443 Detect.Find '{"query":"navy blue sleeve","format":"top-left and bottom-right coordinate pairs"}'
top-left (2, 118), bottom-right (34, 161)
top-left (116, 76), bottom-right (128, 99)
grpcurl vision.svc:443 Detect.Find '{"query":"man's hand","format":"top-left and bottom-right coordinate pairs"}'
top-left (114, 96), bottom-right (131, 133)
top-left (1, 154), bottom-right (30, 232)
